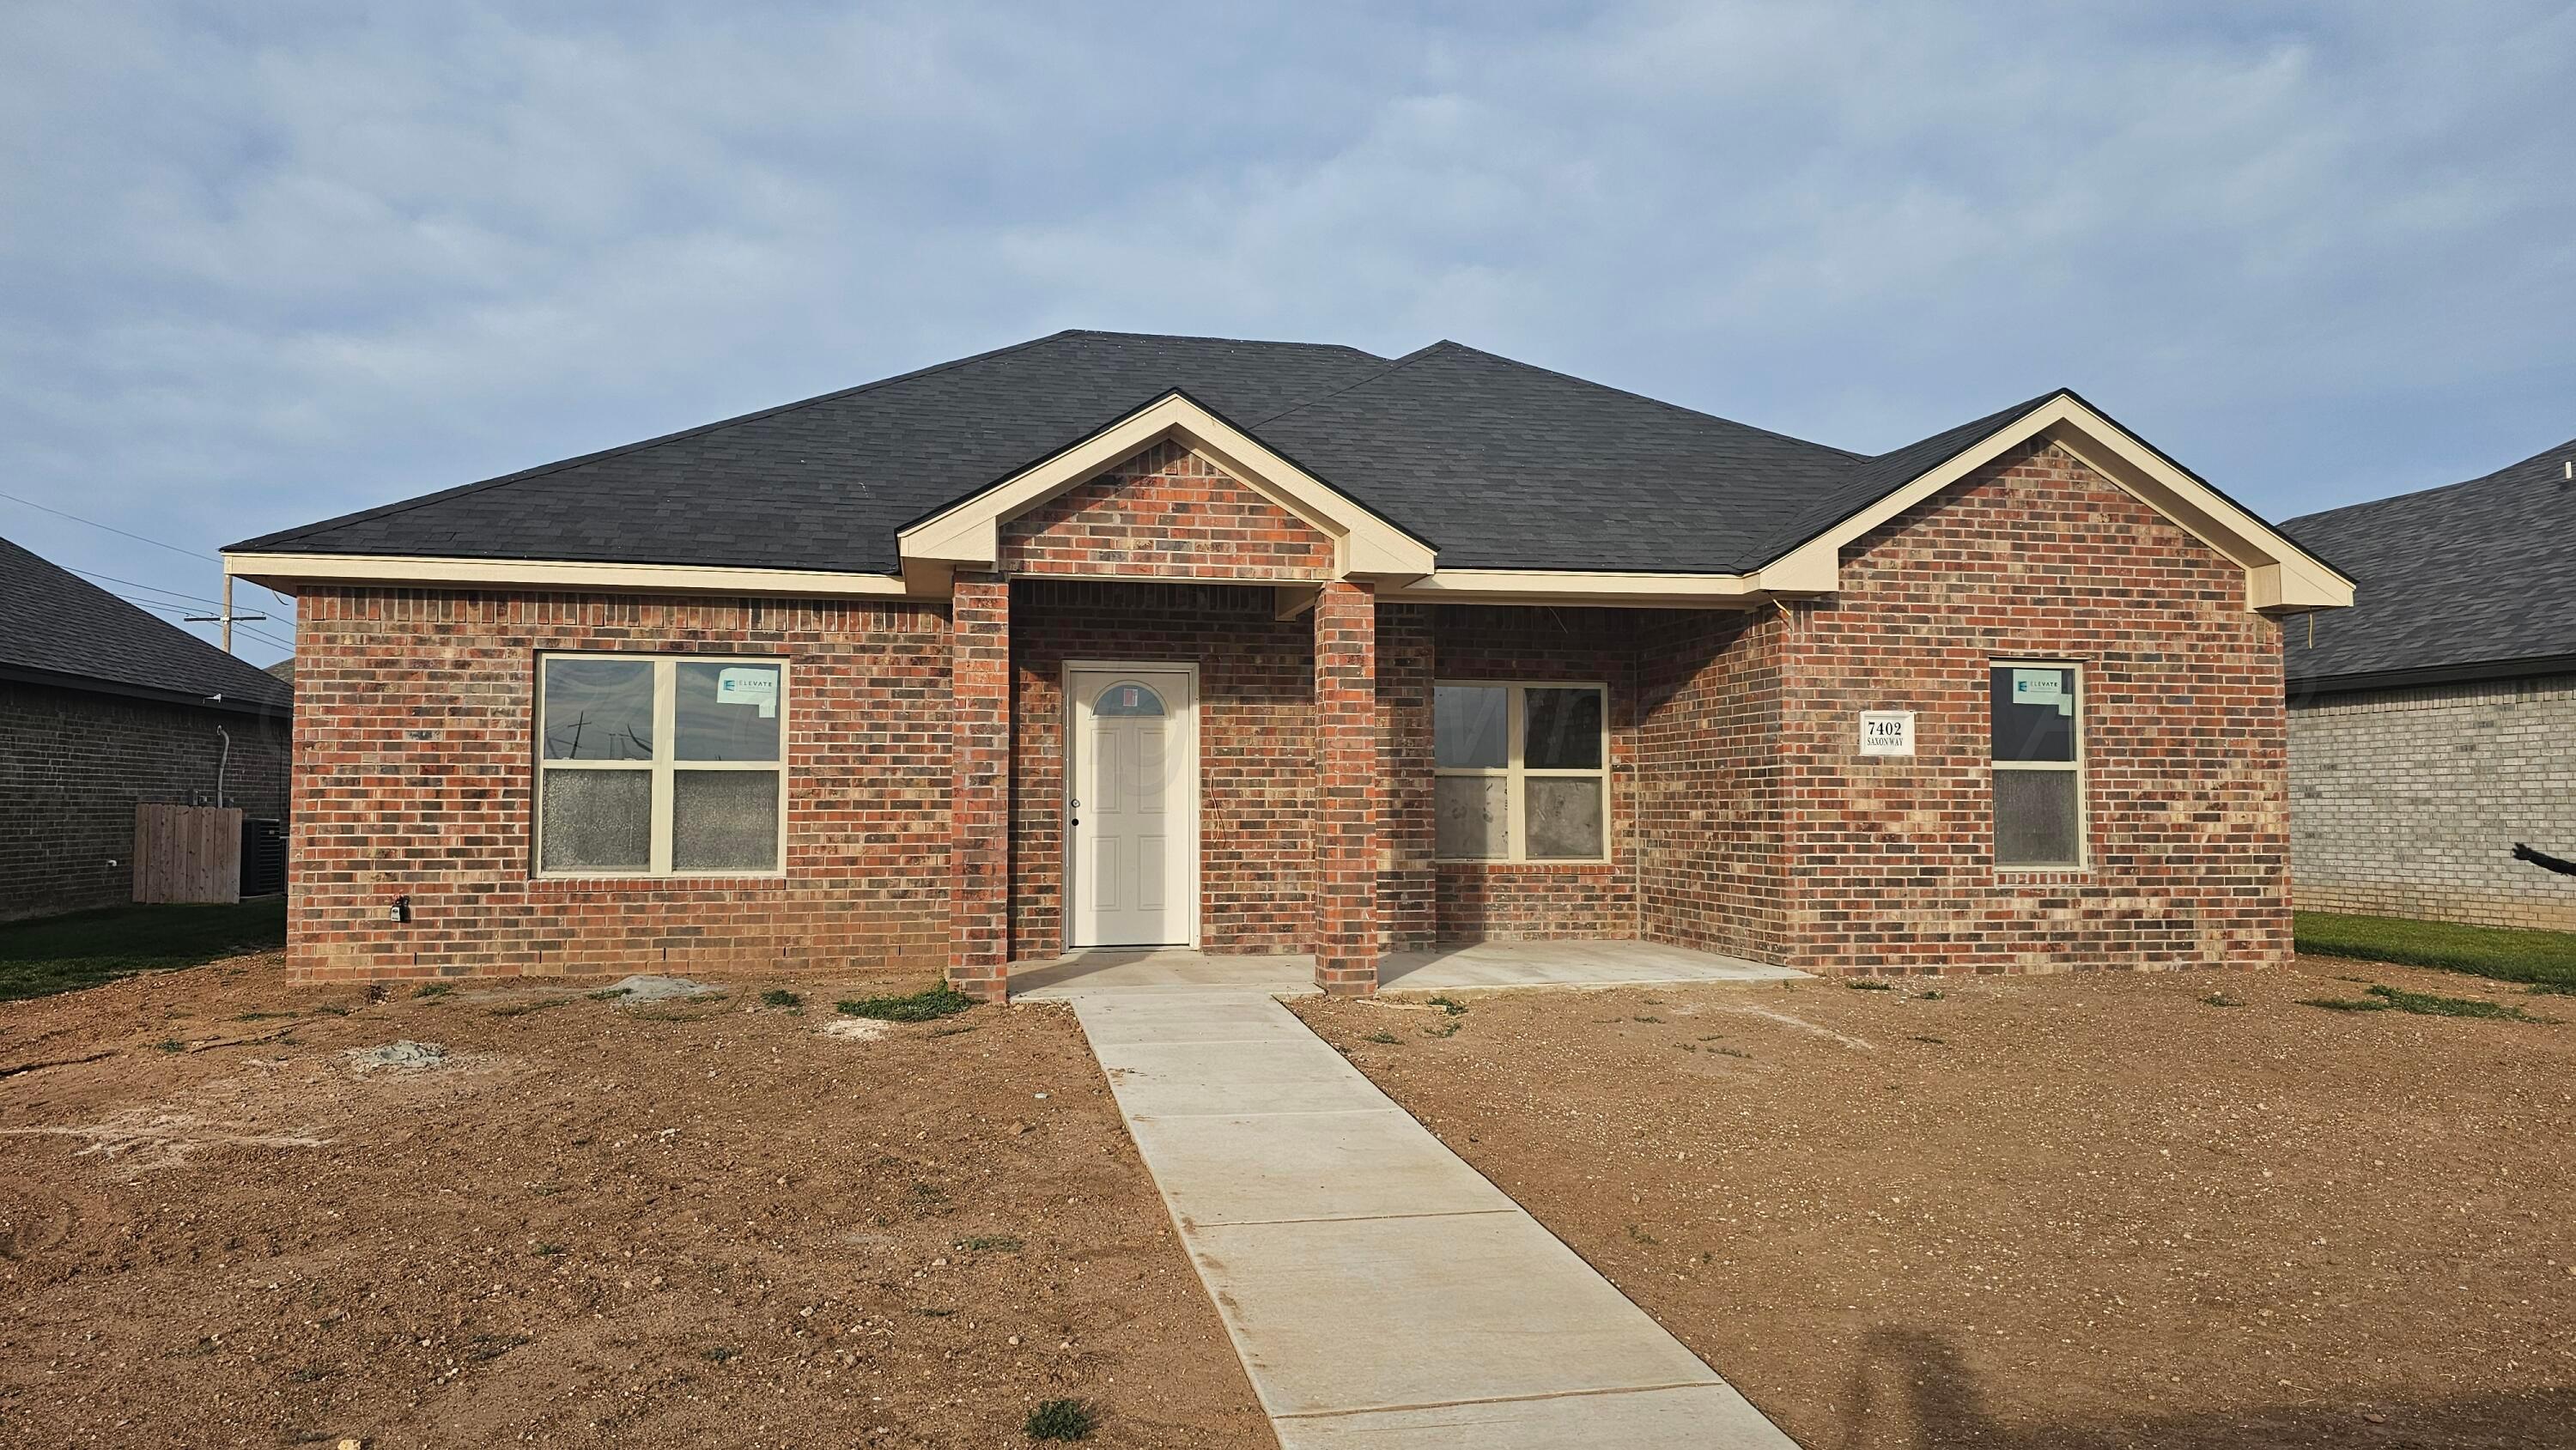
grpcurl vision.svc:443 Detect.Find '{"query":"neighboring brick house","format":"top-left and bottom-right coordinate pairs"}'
top-left (2282, 434), bottom-right (2576, 931)
top-left (1, 535), bottom-right (294, 921)
top-left (224, 331), bottom-right (2350, 994)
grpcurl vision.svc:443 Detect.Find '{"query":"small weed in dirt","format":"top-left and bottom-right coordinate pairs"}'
top-left (956, 1235), bottom-right (1024, 1253)
top-left (912, 1182), bottom-right (950, 1204)
top-left (155, 1039), bottom-right (184, 1053)
top-left (1025, 1398), bottom-right (1098, 1442)
top-left (532, 1242), bottom-right (566, 1257)
top-left (234, 1010), bottom-right (295, 1021)
top-left (1625, 1222), bottom-right (1659, 1245)
top-left (1909, 1034), bottom-right (1947, 1045)
top-left (701, 1345), bottom-right (740, 1362)
top-left (1361, 1030), bottom-right (1400, 1045)
top-left (2301, 985), bottom-right (2549, 1022)
top-left (1426, 1018), bottom-right (1461, 1039)
top-left (286, 1364), bottom-right (329, 1383)
top-left (1631, 1015), bottom-right (1663, 1023)
top-left (586, 987), bottom-right (631, 1000)
top-left (838, 984), bottom-right (975, 1022)
top-left (307, 1004), bottom-right (350, 1017)
top-left (489, 996), bottom-right (574, 1018)
top-left (761, 988), bottom-right (803, 1009)
top-left (2205, 992), bottom-right (2247, 1008)
top-left (1847, 979), bottom-right (1893, 992)
top-left (1919, 989), bottom-right (1946, 1000)
top-left (1710, 1046), bottom-right (1752, 1060)
top-left (1426, 996), bottom-right (1468, 1016)
top-left (413, 982), bottom-right (451, 998)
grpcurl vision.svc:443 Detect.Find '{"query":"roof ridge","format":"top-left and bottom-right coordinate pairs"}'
top-left (1421, 340), bottom-right (1868, 461)
top-left (1245, 341), bottom-right (1449, 428)
top-left (1054, 327), bottom-right (1388, 360)
top-left (2286, 432), bottom-right (2576, 528)
top-left (229, 329), bottom-right (1092, 553)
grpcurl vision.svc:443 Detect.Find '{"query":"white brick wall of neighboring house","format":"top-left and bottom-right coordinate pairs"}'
top-left (2288, 673), bottom-right (2576, 931)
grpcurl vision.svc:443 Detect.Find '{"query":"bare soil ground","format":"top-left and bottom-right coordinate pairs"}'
top-left (1295, 958), bottom-right (2576, 1450)
top-left (0, 956), bottom-right (1273, 1449)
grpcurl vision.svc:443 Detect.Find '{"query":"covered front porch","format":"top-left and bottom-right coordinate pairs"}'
top-left (1007, 938), bottom-right (1804, 1000)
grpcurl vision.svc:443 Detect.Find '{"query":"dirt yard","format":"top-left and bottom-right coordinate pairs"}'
top-left (0, 957), bottom-right (1273, 1449)
top-left (1296, 959), bottom-right (2576, 1450)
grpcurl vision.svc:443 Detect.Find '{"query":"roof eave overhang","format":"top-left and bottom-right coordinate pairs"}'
top-left (1754, 393), bottom-right (2357, 616)
top-left (224, 551), bottom-right (914, 601)
top-left (895, 391), bottom-right (1439, 592)
top-left (0, 661), bottom-right (292, 717)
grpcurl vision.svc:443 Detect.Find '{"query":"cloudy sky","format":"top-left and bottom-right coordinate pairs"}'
top-left (4, 2), bottom-right (2571, 665)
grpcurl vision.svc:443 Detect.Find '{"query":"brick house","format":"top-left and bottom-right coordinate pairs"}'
top-left (224, 331), bottom-right (2350, 995)
top-left (2283, 432), bottom-right (2576, 931)
top-left (2, 535), bottom-right (294, 921)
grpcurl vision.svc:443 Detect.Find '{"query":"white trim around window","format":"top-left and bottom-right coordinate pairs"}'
top-left (1990, 660), bottom-right (2087, 871)
top-left (534, 652), bottom-right (789, 878)
top-left (1432, 679), bottom-right (1611, 864)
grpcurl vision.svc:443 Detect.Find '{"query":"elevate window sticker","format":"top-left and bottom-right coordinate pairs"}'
top-left (716, 666), bottom-right (779, 718)
top-left (2012, 668), bottom-right (2074, 715)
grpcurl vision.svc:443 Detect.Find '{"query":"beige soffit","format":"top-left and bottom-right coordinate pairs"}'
top-left (1753, 391), bottom-right (2356, 614)
top-left (223, 550), bottom-right (912, 599)
top-left (896, 391), bottom-right (1439, 593)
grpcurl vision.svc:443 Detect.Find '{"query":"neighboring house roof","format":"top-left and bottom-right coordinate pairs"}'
top-left (2283, 434), bottom-right (2576, 690)
top-left (0, 535), bottom-right (294, 714)
top-left (228, 329), bottom-right (2348, 610)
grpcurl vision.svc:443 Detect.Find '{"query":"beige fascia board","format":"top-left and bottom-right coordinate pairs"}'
top-left (1757, 394), bottom-right (2354, 615)
top-left (894, 392), bottom-right (1438, 581)
top-left (224, 550), bottom-right (911, 599)
top-left (1388, 569), bottom-right (1773, 610)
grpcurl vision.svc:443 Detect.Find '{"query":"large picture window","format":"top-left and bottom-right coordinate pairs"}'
top-left (1433, 682), bottom-right (1607, 862)
top-left (537, 654), bottom-right (786, 877)
top-left (1991, 663), bottom-right (2083, 868)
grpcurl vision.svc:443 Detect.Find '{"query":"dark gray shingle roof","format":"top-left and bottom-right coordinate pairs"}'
top-left (228, 330), bottom-right (2099, 577)
top-left (2283, 434), bottom-right (2576, 689)
top-left (0, 536), bottom-right (295, 712)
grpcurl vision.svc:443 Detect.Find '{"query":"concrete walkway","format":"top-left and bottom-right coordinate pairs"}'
top-left (1013, 938), bottom-right (1804, 1000)
top-left (1067, 989), bottom-right (1797, 1448)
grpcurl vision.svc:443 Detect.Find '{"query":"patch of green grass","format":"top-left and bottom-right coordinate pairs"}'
top-left (954, 1235), bottom-right (1024, 1253)
top-left (1425, 996), bottom-right (1468, 1016)
top-left (2300, 983), bottom-right (2551, 1022)
top-left (1361, 1030), bottom-right (1400, 1045)
top-left (760, 987), bottom-right (802, 1009)
top-left (2528, 981), bottom-right (2576, 997)
top-left (0, 899), bottom-right (288, 1002)
top-left (1024, 1398), bottom-right (1097, 1442)
top-left (532, 1242), bottom-right (566, 1257)
top-left (489, 996), bottom-right (575, 1018)
top-left (1845, 979), bottom-right (1893, 992)
top-left (2295, 911), bottom-right (2576, 989)
top-left (836, 984), bottom-right (974, 1022)
top-left (415, 982), bottom-right (453, 998)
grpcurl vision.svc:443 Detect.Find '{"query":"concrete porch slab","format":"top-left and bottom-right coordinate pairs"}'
top-left (1378, 938), bottom-right (1803, 992)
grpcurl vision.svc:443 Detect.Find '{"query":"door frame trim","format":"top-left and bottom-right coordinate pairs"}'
top-left (1060, 659), bottom-right (1202, 951)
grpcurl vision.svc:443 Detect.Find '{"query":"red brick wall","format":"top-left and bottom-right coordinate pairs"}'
top-left (1312, 580), bottom-right (1378, 993)
top-left (1009, 580), bottom-right (1316, 956)
top-left (1375, 604), bottom-right (1437, 953)
top-left (1775, 440), bottom-right (2293, 975)
top-left (999, 440), bottom-right (1334, 580)
top-left (1634, 610), bottom-right (1787, 962)
top-left (287, 589), bottom-right (950, 985)
top-left (1, 682), bottom-right (291, 921)
top-left (949, 574), bottom-right (1011, 999)
top-left (1431, 607), bottom-right (1641, 941)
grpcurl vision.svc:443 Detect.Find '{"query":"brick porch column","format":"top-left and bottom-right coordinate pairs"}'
top-left (948, 573), bottom-right (1011, 1002)
top-left (1314, 579), bottom-right (1380, 995)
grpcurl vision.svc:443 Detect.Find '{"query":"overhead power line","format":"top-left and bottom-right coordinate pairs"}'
top-left (1, 488), bottom-right (299, 613)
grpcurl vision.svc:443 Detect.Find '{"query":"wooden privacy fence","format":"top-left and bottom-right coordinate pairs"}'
top-left (132, 804), bottom-right (243, 905)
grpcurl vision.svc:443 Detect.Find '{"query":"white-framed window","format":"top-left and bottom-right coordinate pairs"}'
top-left (1990, 662), bottom-right (2084, 869)
top-left (535, 653), bottom-right (787, 877)
top-left (1433, 681), bottom-right (1608, 862)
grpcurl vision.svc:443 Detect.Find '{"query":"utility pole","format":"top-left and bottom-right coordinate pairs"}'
top-left (185, 573), bottom-right (267, 655)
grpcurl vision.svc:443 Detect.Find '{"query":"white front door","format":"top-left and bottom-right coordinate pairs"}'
top-left (1066, 666), bottom-right (1196, 948)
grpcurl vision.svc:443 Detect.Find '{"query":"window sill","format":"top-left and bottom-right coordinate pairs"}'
top-left (1437, 859), bottom-right (1617, 870)
top-left (531, 874), bottom-right (789, 891)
